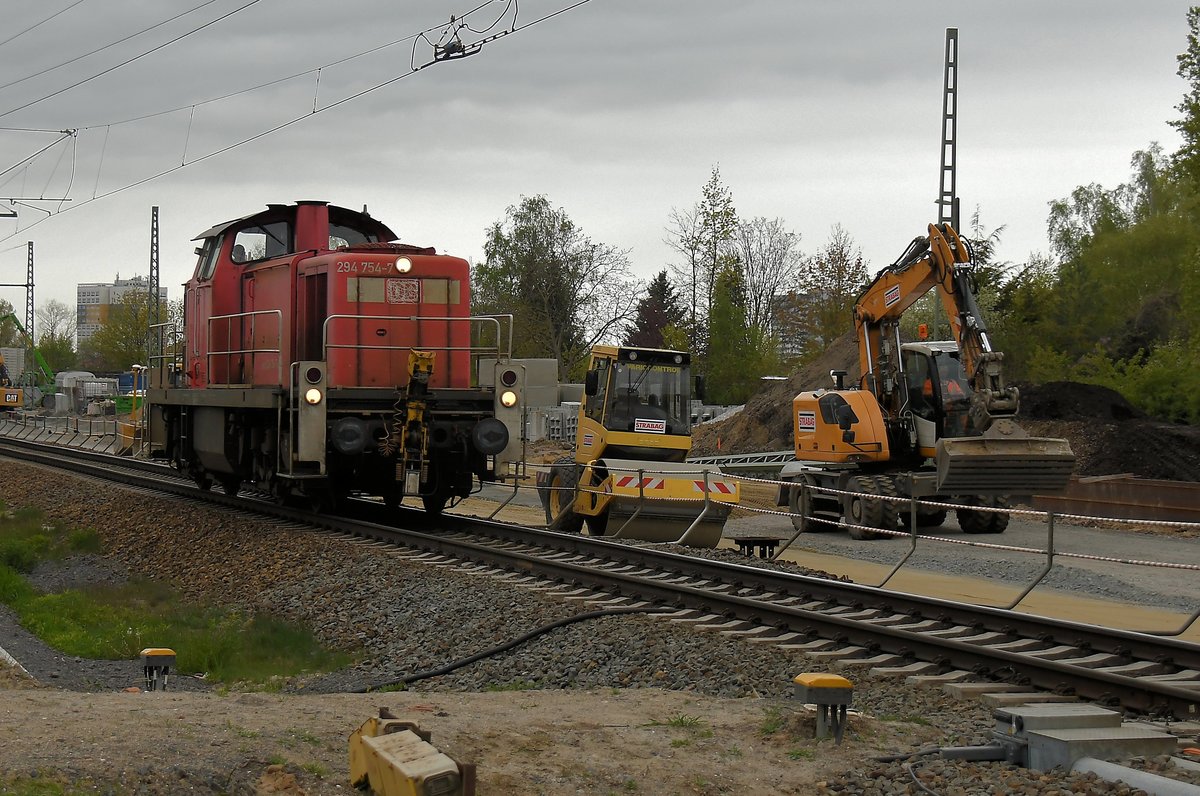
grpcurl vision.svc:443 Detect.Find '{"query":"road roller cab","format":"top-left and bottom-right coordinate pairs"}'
top-left (537, 345), bottom-right (738, 548)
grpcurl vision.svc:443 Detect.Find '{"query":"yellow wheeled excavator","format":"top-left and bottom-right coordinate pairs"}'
top-left (779, 224), bottom-right (1075, 539)
top-left (537, 345), bottom-right (739, 547)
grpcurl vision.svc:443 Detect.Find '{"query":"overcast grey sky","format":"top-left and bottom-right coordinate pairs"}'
top-left (0, 1), bottom-right (1194, 319)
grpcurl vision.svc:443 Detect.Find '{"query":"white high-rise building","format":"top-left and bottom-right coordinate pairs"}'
top-left (76, 275), bottom-right (169, 346)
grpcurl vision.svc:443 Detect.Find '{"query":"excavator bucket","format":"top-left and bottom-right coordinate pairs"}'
top-left (598, 459), bottom-right (738, 548)
top-left (935, 434), bottom-right (1075, 496)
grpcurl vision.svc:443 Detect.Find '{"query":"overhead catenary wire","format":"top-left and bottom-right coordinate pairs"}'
top-left (0, 0), bottom-right (222, 94)
top-left (0, 0), bottom-right (90, 49)
top-left (0, 0), bottom-right (595, 244)
top-left (0, 0), bottom-right (265, 120)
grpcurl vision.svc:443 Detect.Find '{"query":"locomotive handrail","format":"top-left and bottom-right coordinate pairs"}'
top-left (321, 313), bottom-right (513, 384)
top-left (207, 310), bottom-right (284, 386)
top-left (147, 322), bottom-right (180, 391)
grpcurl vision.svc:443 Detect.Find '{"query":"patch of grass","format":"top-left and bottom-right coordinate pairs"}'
top-left (0, 508), bottom-right (355, 686)
top-left (649, 713), bottom-right (705, 729)
top-left (300, 762), bottom-right (328, 777)
top-left (788, 748), bottom-right (815, 760)
top-left (484, 679), bottom-right (539, 692)
top-left (878, 714), bottom-right (931, 726)
top-left (289, 729), bottom-right (322, 746)
top-left (621, 779), bottom-right (639, 792)
top-left (725, 746), bottom-right (743, 759)
top-left (0, 510), bottom-right (97, 573)
top-left (226, 721), bottom-right (260, 739)
top-left (670, 738), bottom-right (690, 748)
top-left (759, 706), bottom-right (785, 736)
top-left (0, 774), bottom-right (112, 796)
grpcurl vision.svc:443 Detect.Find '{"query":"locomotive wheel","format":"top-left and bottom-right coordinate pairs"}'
top-left (547, 464), bottom-right (583, 533)
top-left (219, 477), bottom-right (240, 497)
top-left (191, 473), bottom-right (213, 491)
top-left (422, 493), bottom-right (448, 516)
top-left (956, 495), bottom-right (1010, 534)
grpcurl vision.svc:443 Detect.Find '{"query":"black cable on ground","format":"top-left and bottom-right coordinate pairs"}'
top-left (355, 605), bottom-right (677, 693)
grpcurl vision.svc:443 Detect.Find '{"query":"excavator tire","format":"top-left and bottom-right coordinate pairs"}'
top-left (956, 495), bottom-right (1010, 534)
top-left (546, 459), bottom-right (584, 533)
top-left (787, 482), bottom-right (814, 532)
top-left (846, 476), bottom-right (892, 540)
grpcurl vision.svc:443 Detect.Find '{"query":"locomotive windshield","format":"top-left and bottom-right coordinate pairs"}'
top-left (604, 361), bottom-right (690, 435)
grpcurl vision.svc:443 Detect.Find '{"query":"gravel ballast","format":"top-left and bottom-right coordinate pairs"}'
top-left (1, 459), bottom-right (1198, 794)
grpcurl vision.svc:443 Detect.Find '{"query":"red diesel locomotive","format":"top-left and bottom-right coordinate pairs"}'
top-left (146, 200), bottom-right (523, 512)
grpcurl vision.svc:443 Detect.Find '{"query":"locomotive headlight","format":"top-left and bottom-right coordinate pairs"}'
top-left (500, 389), bottom-right (518, 408)
top-left (304, 387), bottom-right (323, 405)
top-left (395, 256), bottom-right (413, 273)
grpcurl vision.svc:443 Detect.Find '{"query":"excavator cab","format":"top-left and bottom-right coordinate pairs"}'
top-left (902, 342), bottom-right (978, 455)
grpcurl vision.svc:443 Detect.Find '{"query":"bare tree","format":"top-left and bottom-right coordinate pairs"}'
top-left (36, 299), bottom-right (76, 342)
top-left (663, 166), bottom-right (738, 355)
top-left (727, 216), bottom-right (805, 332)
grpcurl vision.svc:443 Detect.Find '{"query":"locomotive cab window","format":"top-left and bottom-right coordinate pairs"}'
top-left (329, 221), bottom-right (382, 250)
top-left (232, 220), bottom-right (293, 263)
top-left (194, 236), bottom-right (221, 281)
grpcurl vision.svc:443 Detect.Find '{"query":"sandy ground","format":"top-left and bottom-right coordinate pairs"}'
top-left (0, 670), bottom-right (946, 795)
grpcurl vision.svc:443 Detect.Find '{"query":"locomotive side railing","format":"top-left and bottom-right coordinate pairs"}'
top-left (207, 310), bottom-right (284, 386)
top-left (320, 313), bottom-right (513, 385)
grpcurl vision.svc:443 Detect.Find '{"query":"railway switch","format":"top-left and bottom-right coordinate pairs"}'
top-left (139, 647), bottom-right (175, 691)
top-left (793, 672), bottom-right (853, 744)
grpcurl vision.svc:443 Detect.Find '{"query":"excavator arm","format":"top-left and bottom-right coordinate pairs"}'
top-left (853, 223), bottom-right (1017, 429)
top-left (0, 313), bottom-right (54, 386)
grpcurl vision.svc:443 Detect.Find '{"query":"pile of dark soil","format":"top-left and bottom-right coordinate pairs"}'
top-left (691, 335), bottom-right (1200, 482)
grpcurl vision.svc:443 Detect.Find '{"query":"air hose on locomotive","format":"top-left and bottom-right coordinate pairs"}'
top-left (354, 605), bottom-right (676, 693)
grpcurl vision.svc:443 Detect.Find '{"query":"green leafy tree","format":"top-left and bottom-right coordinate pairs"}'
top-left (624, 270), bottom-right (686, 349)
top-left (0, 299), bottom-right (18, 348)
top-left (474, 195), bottom-right (640, 379)
top-left (791, 224), bottom-right (868, 361)
top-left (79, 291), bottom-right (166, 373)
top-left (705, 265), bottom-right (778, 405)
top-left (1172, 6), bottom-right (1200, 184)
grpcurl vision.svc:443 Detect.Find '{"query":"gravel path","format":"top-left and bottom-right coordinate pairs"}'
top-left (1, 459), bottom-right (1199, 794)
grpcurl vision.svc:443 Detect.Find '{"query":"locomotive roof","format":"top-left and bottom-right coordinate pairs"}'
top-left (191, 202), bottom-right (398, 242)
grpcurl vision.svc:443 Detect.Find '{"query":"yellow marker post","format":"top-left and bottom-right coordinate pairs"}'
top-left (793, 672), bottom-right (853, 744)
top-left (140, 648), bottom-right (176, 691)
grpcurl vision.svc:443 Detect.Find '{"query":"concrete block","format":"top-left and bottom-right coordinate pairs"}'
top-left (981, 692), bottom-right (1077, 708)
top-left (943, 682), bottom-right (1031, 699)
top-left (902, 669), bottom-right (972, 686)
top-left (1027, 725), bottom-right (1178, 771)
top-left (993, 703), bottom-right (1122, 736)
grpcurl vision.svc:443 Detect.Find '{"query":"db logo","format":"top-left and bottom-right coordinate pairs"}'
top-left (797, 411), bottom-right (817, 432)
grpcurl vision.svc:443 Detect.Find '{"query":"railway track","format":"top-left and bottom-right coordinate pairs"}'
top-left (1, 435), bottom-right (1198, 720)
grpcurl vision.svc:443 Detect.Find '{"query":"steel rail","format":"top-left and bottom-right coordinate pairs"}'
top-left (0, 436), bottom-right (1197, 719)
